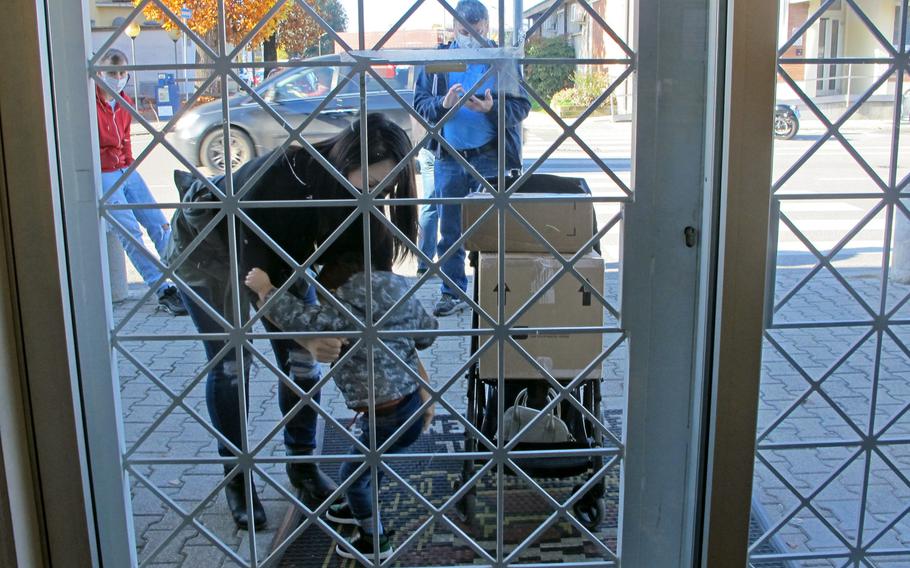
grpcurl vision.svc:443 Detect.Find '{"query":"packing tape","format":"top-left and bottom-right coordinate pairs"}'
top-left (532, 257), bottom-right (560, 304)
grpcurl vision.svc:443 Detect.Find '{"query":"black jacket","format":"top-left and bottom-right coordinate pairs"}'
top-left (166, 155), bottom-right (320, 314)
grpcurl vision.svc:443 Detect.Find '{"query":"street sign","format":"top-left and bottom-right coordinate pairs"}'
top-left (181, 7), bottom-right (192, 19)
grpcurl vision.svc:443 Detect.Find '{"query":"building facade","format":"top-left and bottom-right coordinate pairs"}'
top-left (778, 0), bottom-right (904, 115)
top-left (523, 0), bottom-right (633, 113)
top-left (89, 0), bottom-right (198, 106)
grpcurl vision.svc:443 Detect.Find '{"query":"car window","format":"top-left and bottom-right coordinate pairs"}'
top-left (388, 66), bottom-right (412, 90)
top-left (274, 67), bottom-right (333, 100)
top-left (337, 65), bottom-right (412, 95)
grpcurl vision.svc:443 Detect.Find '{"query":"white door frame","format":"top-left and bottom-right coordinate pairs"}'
top-left (42, 0), bottom-right (138, 565)
top-left (620, 0), bottom-right (725, 562)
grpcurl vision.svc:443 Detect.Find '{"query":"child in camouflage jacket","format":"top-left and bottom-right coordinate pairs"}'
top-left (245, 264), bottom-right (438, 559)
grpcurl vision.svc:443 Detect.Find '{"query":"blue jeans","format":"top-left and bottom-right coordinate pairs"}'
top-left (416, 148), bottom-right (437, 269)
top-left (340, 389), bottom-right (423, 533)
top-left (180, 283), bottom-right (322, 457)
top-left (101, 169), bottom-right (172, 296)
top-left (435, 150), bottom-right (498, 296)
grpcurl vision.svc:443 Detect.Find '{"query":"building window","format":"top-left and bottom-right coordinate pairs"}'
top-left (570, 3), bottom-right (586, 23)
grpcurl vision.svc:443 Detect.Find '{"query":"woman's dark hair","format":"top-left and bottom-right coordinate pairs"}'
top-left (317, 251), bottom-right (365, 290)
top-left (305, 113), bottom-right (418, 273)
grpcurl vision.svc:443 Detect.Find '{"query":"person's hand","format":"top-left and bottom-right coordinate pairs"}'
top-left (465, 88), bottom-right (494, 113)
top-left (419, 386), bottom-right (435, 433)
top-left (244, 268), bottom-right (274, 300)
top-left (416, 358), bottom-right (434, 432)
top-left (297, 337), bottom-right (346, 363)
top-left (442, 83), bottom-right (464, 109)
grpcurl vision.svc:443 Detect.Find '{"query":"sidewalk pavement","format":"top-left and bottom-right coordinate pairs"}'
top-left (116, 270), bottom-right (623, 567)
top-left (113, 254), bottom-right (909, 567)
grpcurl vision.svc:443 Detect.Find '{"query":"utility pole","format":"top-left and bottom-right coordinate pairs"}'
top-left (181, 6), bottom-right (192, 102)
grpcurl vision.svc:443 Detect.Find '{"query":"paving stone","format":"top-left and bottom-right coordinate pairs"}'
top-left (109, 262), bottom-right (910, 565)
top-left (137, 527), bottom-right (193, 565)
top-left (180, 545), bottom-right (232, 568)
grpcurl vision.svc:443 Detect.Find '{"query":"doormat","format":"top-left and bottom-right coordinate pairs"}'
top-left (275, 412), bottom-right (620, 566)
top-left (274, 411), bottom-right (785, 567)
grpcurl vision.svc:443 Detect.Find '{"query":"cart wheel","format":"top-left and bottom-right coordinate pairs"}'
top-left (572, 486), bottom-right (605, 530)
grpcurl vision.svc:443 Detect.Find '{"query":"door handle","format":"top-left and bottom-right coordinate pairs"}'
top-left (684, 226), bottom-right (697, 248)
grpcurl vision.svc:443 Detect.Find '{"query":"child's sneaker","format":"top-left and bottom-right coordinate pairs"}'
top-left (325, 502), bottom-right (358, 525)
top-left (433, 293), bottom-right (467, 317)
top-left (336, 529), bottom-right (393, 560)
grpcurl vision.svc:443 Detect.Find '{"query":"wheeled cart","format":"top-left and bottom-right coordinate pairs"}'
top-left (457, 250), bottom-right (606, 530)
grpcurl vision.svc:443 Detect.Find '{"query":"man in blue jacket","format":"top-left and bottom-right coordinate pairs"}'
top-left (413, 0), bottom-right (531, 317)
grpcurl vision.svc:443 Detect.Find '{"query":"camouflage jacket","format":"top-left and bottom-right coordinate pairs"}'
top-left (262, 271), bottom-right (438, 409)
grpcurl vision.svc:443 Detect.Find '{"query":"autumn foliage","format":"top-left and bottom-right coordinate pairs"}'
top-left (278, 0), bottom-right (346, 56)
top-left (139, 0), bottom-right (346, 54)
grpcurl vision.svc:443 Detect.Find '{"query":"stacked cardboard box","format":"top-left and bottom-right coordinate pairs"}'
top-left (462, 193), bottom-right (605, 380)
top-left (461, 192), bottom-right (594, 253)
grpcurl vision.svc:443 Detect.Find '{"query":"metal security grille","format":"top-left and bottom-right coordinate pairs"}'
top-left (87, 1), bottom-right (638, 566)
top-left (751, 0), bottom-right (910, 565)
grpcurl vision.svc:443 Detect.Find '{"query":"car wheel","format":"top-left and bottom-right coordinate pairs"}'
top-left (773, 115), bottom-right (798, 141)
top-left (200, 128), bottom-right (254, 173)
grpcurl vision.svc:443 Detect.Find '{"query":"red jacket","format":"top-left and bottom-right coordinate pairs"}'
top-left (96, 85), bottom-right (134, 172)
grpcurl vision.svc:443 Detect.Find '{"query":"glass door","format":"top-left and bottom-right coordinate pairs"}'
top-left (816, 16), bottom-right (844, 95)
top-left (44, 0), bottom-right (721, 565)
top-left (749, 0), bottom-right (910, 565)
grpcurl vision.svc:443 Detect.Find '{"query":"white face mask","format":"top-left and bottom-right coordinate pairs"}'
top-left (103, 74), bottom-right (129, 94)
top-left (456, 32), bottom-right (485, 50)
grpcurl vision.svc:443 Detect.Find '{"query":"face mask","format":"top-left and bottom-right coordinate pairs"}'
top-left (456, 32), bottom-right (485, 50)
top-left (103, 74), bottom-right (129, 94)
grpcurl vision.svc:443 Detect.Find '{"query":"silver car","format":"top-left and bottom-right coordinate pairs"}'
top-left (170, 59), bottom-right (418, 172)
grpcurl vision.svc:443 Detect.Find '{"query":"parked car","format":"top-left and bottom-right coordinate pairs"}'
top-left (170, 57), bottom-right (417, 172)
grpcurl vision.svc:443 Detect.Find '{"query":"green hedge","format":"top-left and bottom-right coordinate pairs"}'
top-left (551, 71), bottom-right (613, 111)
top-left (524, 37), bottom-right (576, 105)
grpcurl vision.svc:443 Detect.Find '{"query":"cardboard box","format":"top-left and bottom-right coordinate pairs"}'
top-left (477, 252), bottom-right (606, 379)
top-left (462, 193), bottom-right (594, 253)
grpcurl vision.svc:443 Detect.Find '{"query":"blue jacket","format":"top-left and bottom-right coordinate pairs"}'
top-left (413, 42), bottom-right (531, 171)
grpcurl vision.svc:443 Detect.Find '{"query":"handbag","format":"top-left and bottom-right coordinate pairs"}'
top-left (498, 388), bottom-right (575, 444)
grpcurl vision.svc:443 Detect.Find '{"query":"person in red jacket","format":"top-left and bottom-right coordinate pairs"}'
top-left (97, 48), bottom-right (185, 314)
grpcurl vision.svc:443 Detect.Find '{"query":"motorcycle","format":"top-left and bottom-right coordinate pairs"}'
top-left (773, 103), bottom-right (800, 140)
